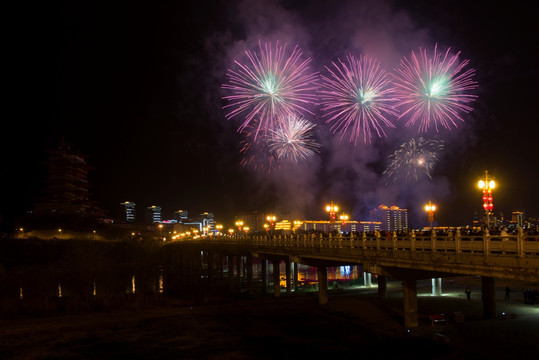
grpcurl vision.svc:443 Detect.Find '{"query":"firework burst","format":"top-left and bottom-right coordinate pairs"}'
top-left (267, 115), bottom-right (321, 163)
top-left (383, 137), bottom-right (445, 184)
top-left (222, 41), bottom-right (319, 140)
top-left (319, 54), bottom-right (399, 144)
top-left (393, 44), bottom-right (478, 132)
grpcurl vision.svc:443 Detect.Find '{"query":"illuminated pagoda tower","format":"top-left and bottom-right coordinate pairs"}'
top-left (33, 139), bottom-right (102, 218)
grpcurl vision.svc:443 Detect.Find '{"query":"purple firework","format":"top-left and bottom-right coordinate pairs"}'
top-left (267, 115), bottom-right (321, 163)
top-left (393, 44), bottom-right (478, 132)
top-left (319, 54), bottom-right (399, 144)
top-left (222, 41), bottom-right (319, 140)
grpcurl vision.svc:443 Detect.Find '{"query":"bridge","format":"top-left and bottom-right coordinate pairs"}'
top-left (166, 228), bottom-right (539, 328)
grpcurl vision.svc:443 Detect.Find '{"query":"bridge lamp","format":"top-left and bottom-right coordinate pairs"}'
top-left (339, 214), bottom-right (349, 228)
top-left (235, 220), bottom-right (243, 232)
top-left (424, 201), bottom-right (436, 231)
top-left (478, 171), bottom-right (495, 228)
top-left (266, 215), bottom-right (276, 229)
top-left (325, 202), bottom-right (338, 223)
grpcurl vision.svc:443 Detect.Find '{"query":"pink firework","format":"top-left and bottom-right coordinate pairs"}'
top-left (393, 44), bottom-right (478, 132)
top-left (319, 54), bottom-right (399, 144)
top-left (267, 115), bottom-right (321, 163)
top-left (222, 41), bottom-right (319, 140)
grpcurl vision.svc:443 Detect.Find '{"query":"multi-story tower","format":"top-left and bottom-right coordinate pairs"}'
top-left (511, 211), bottom-right (524, 228)
top-left (120, 201), bottom-right (136, 223)
top-left (368, 205), bottom-right (408, 232)
top-left (33, 140), bottom-right (98, 216)
top-left (173, 210), bottom-right (189, 223)
top-left (146, 205), bottom-right (162, 223)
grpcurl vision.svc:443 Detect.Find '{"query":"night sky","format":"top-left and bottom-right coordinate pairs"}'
top-left (2, 0), bottom-right (537, 230)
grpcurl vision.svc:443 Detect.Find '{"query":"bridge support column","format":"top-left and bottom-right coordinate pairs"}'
top-left (236, 256), bottom-right (242, 289)
top-left (246, 254), bottom-right (253, 296)
top-left (272, 260), bottom-right (280, 297)
top-left (227, 255), bottom-right (234, 292)
top-left (261, 259), bottom-right (267, 293)
top-left (293, 262), bottom-right (298, 292)
top-left (207, 251), bottom-right (214, 283)
top-left (402, 279), bottom-right (419, 328)
top-left (285, 260), bottom-right (291, 294)
top-left (432, 278), bottom-right (442, 296)
top-left (482, 276), bottom-right (496, 319)
top-left (378, 275), bottom-right (387, 299)
top-left (317, 266), bottom-right (328, 305)
top-left (364, 272), bottom-right (372, 287)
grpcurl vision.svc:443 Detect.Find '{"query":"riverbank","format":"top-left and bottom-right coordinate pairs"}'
top-left (1, 277), bottom-right (538, 359)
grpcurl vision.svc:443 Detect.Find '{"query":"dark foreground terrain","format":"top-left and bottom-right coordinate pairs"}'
top-left (1, 278), bottom-right (538, 360)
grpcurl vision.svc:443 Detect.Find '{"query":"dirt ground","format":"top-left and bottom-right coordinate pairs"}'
top-left (1, 276), bottom-right (538, 360)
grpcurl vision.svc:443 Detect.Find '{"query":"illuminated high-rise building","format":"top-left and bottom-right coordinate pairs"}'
top-left (173, 210), bottom-right (189, 223)
top-left (120, 201), bottom-right (136, 223)
top-left (146, 205), bottom-right (162, 223)
top-left (511, 211), bottom-right (524, 228)
top-left (368, 205), bottom-right (408, 231)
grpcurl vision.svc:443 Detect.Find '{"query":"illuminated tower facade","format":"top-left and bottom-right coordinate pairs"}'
top-left (120, 201), bottom-right (136, 223)
top-left (369, 205), bottom-right (408, 232)
top-left (145, 205), bottom-right (162, 223)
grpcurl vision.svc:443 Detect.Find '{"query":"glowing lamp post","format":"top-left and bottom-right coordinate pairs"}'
top-left (325, 202), bottom-right (338, 223)
top-left (424, 201), bottom-right (436, 231)
top-left (266, 215), bottom-right (276, 230)
top-left (339, 214), bottom-right (349, 232)
top-left (478, 171), bottom-right (495, 228)
top-left (235, 220), bottom-right (243, 232)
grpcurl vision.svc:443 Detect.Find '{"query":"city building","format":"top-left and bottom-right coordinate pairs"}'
top-left (173, 210), bottom-right (189, 223)
top-left (511, 211), bottom-right (524, 228)
top-left (368, 205), bottom-right (408, 232)
top-left (120, 201), bottom-right (136, 223)
top-left (235, 212), bottom-right (266, 232)
top-left (297, 220), bottom-right (381, 233)
top-left (145, 205), bottom-right (162, 223)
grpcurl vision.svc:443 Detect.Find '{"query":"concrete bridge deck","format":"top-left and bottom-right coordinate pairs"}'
top-left (165, 228), bottom-right (539, 327)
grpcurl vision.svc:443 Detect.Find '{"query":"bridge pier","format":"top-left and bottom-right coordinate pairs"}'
top-left (317, 266), bottom-right (328, 305)
top-left (293, 262), bottom-right (298, 292)
top-left (261, 259), bottom-right (267, 293)
top-left (227, 254), bottom-right (234, 292)
top-left (482, 276), bottom-right (496, 319)
top-left (272, 260), bottom-right (280, 297)
top-left (285, 259), bottom-right (291, 294)
top-left (432, 277), bottom-right (442, 296)
top-left (364, 272), bottom-right (372, 287)
top-left (402, 279), bottom-right (418, 328)
top-left (246, 254), bottom-right (253, 296)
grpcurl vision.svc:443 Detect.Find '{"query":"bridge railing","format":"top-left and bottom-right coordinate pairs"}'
top-left (225, 228), bottom-right (539, 257)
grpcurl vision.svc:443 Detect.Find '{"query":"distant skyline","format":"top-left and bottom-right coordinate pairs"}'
top-left (2, 0), bottom-right (538, 231)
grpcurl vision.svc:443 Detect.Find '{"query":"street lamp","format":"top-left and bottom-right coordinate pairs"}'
top-left (266, 215), bottom-right (276, 231)
top-left (216, 224), bottom-right (223, 235)
top-left (478, 171), bottom-right (495, 229)
top-left (424, 201), bottom-right (436, 231)
top-left (235, 220), bottom-right (243, 232)
top-left (339, 214), bottom-right (349, 232)
top-left (325, 201), bottom-right (338, 223)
